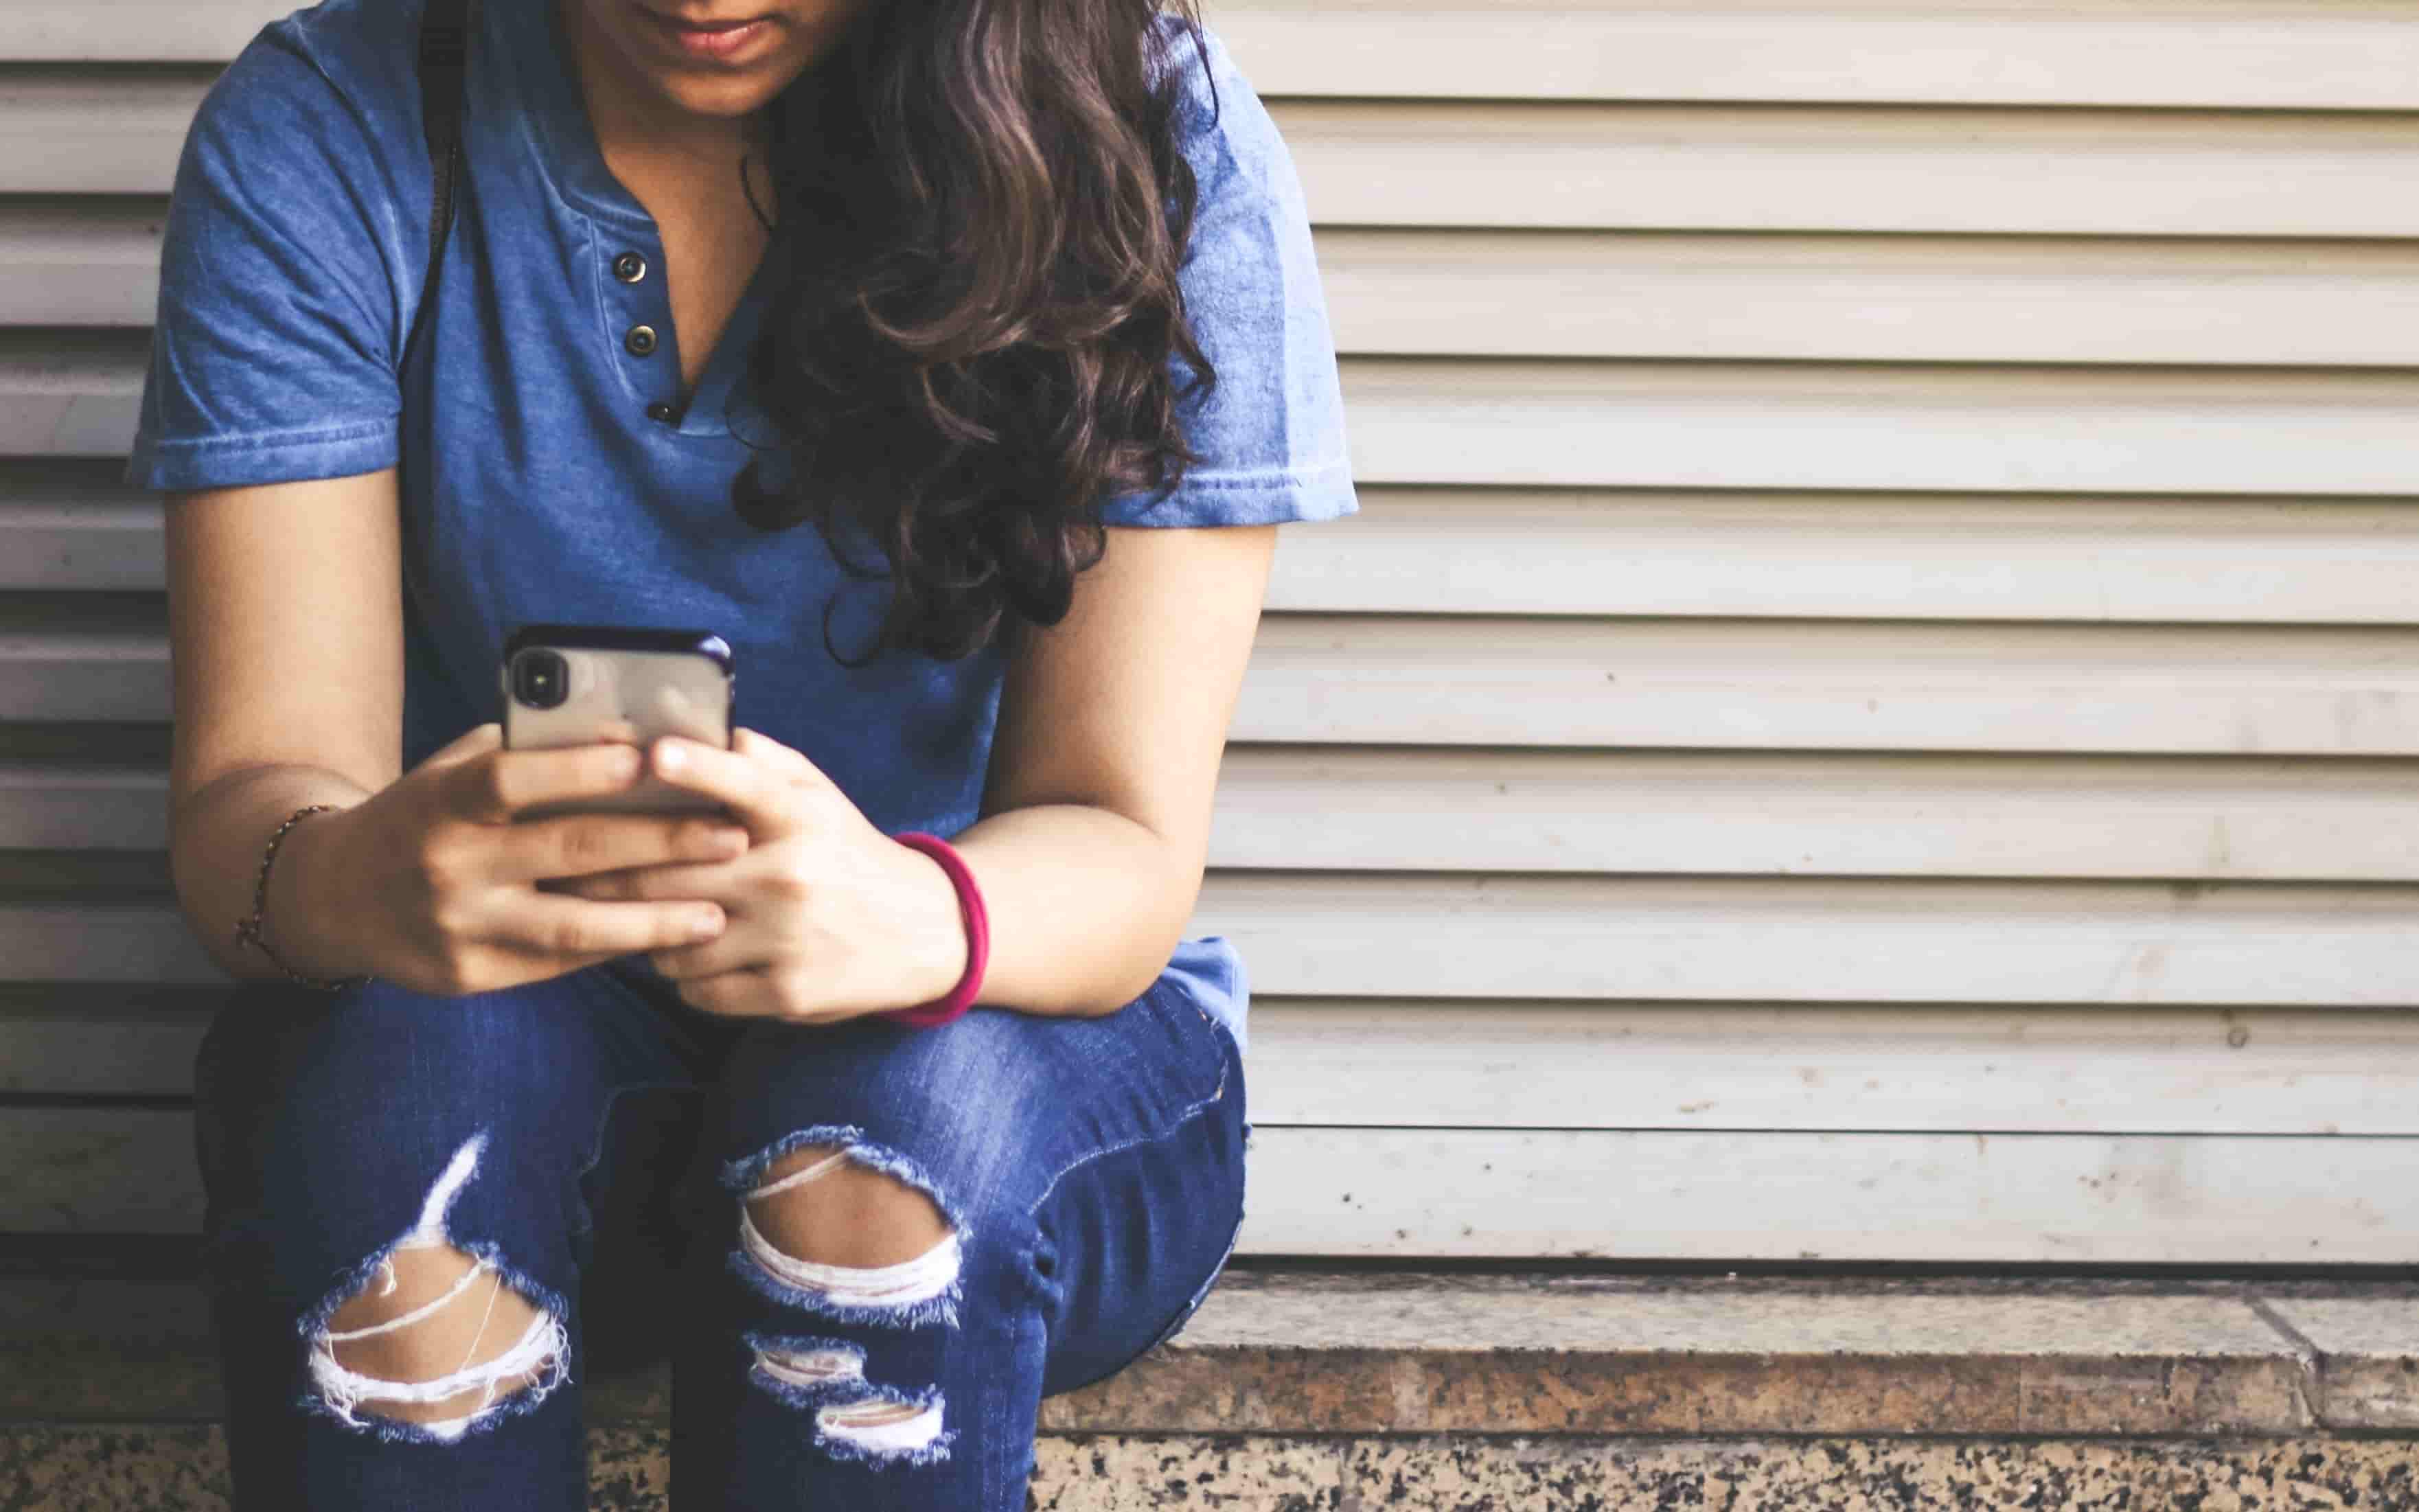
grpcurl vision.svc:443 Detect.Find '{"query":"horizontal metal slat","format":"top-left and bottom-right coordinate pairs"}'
top-left (9, 994), bottom-right (2417, 1135)
top-left (21, 339), bottom-right (2419, 495)
top-left (0, 765), bottom-right (164, 849)
top-left (0, 593), bottom-right (167, 724)
top-left (0, 460), bottom-right (161, 590)
top-left (1235, 615), bottom-right (2419, 755)
top-left (1243, 1126), bottom-right (2419, 1262)
top-left (23, 1), bottom-right (2419, 112)
top-left (10, 76), bottom-right (2416, 237)
top-left (1207, 748), bottom-right (2419, 880)
top-left (0, 722), bottom-right (168, 765)
top-left (1317, 230), bottom-right (2419, 367)
top-left (0, 1109), bottom-right (200, 1234)
top-left (1248, 1000), bottom-right (2419, 1136)
top-left (8, 1110), bottom-right (2416, 1261)
top-left (17, 606), bottom-right (2419, 755)
top-left (1213, 2), bottom-right (2419, 111)
top-left (1279, 101), bottom-right (2419, 238)
top-left (0, 902), bottom-right (207, 984)
top-left (8, 5), bottom-right (278, 62)
top-left (0, 201), bottom-right (163, 328)
top-left (23, 746), bottom-right (2419, 881)
top-left (1269, 488), bottom-right (2419, 623)
top-left (29, 217), bottom-right (2419, 367)
top-left (1333, 358), bottom-right (2419, 496)
top-left (0, 993), bottom-right (211, 1096)
top-left (30, 475), bottom-right (2419, 626)
top-left (1195, 873), bottom-right (2419, 1006)
top-left (0, 71), bottom-right (213, 196)
top-left (14, 874), bottom-right (2419, 1003)
top-left (0, 330), bottom-right (148, 457)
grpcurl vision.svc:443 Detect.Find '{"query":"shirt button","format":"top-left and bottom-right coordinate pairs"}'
top-left (612, 250), bottom-right (647, 284)
top-left (625, 324), bottom-right (658, 357)
top-left (645, 401), bottom-right (677, 424)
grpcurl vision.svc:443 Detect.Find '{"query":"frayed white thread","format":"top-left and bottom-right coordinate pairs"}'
top-left (737, 1208), bottom-right (961, 1308)
top-left (741, 1146), bottom-right (961, 1307)
top-left (450, 1270), bottom-right (506, 1375)
top-left (322, 1259), bottom-right (492, 1344)
top-left (818, 1395), bottom-right (945, 1456)
top-left (747, 1147), bottom-right (851, 1202)
top-left (399, 1133), bottom-right (487, 1250)
top-left (307, 1131), bottom-right (566, 1440)
top-left (306, 1308), bottom-right (566, 1442)
top-left (754, 1344), bottom-right (866, 1390)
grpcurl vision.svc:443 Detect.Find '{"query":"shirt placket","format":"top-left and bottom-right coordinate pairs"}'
top-left (604, 238), bottom-right (683, 425)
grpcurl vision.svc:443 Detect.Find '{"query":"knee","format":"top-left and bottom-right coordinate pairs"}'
top-left (197, 987), bottom-right (591, 1441)
top-left (299, 1135), bottom-right (570, 1443)
top-left (746, 1143), bottom-right (953, 1270)
top-left (314, 1239), bottom-right (560, 1436)
top-left (722, 1132), bottom-right (975, 1467)
top-left (726, 1134), bottom-right (966, 1326)
top-left (715, 1022), bottom-right (1031, 1327)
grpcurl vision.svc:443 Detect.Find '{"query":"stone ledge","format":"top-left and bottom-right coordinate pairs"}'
top-left (5, 1270), bottom-right (2418, 1438)
top-left (2256, 1294), bottom-right (2419, 1432)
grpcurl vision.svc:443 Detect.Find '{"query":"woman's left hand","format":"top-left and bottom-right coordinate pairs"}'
top-left (550, 728), bottom-right (970, 1023)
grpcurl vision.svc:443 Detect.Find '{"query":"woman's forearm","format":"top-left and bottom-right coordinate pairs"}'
top-left (170, 762), bottom-right (375, 984)
top-left (948, 803), bottom-right (1199, 1018)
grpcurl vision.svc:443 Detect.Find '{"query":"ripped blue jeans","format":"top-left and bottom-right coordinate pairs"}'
top-left (192, 957), bottom-right (1247, 1509)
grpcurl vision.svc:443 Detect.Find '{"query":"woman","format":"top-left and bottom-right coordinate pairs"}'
top-left (128, 0), bottom-right (1355, 1501)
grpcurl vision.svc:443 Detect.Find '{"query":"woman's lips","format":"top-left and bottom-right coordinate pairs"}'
top-left (638, 6), bottom-right (776, 62)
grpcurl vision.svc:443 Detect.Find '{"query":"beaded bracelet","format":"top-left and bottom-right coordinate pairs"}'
top-left (233, 803), bottom-right (371, 992)
top-left (878, 831), bottom-right (988, 1028)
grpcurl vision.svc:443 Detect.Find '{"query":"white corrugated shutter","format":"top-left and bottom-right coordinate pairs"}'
top-left (6, 0), bottom-right (2419, 1261)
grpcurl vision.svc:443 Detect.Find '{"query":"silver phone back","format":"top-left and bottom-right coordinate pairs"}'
top-left (502, 646), bottom-right (731, 818)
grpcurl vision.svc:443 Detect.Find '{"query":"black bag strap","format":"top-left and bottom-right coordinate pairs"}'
top-left (400, 0), bottom-right (474, 378)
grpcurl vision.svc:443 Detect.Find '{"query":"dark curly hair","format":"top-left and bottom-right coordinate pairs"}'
top-left (731, 0), bottom-right (1221, 665)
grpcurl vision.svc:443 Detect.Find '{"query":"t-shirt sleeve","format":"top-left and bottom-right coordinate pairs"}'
top-left (1098, 25), bottom-right (1359, 529)
top-left (125, 34), bottom-right (411, 493)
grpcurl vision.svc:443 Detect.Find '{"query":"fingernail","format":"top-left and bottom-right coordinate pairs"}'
top-left (693, 908), bottom-right (724, 935)
top-left (656, 741), bottom-right (685, 773)
top-left (712, 827), bottom-right (748, 851)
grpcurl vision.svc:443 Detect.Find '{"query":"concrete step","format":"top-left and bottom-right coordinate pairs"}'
top-left (5, 1268), bottom-right (2418, 1509)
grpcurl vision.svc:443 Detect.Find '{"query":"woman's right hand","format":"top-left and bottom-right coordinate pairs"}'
top-left (277, 723), bottom-right (747, 996)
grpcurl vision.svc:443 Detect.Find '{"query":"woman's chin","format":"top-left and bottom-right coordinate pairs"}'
top-left (646, 69), bottom-right (793, 120)
top-left (589, 0), bottom-right (853, 120)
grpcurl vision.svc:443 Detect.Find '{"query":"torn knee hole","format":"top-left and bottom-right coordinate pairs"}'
top-left (818, 1393), bottom-right (948, 1460)
top-left (747, 1144), bottom-right (953, 1266)
top-left (307, 1134), bottom-right (567, 1441)
top-left (751, 1336), bottom-right (867, 1393)
top-left (739, 1142), bottom-right (960, 1313)
top-left (742, 1333), bottom-right (952, 1462)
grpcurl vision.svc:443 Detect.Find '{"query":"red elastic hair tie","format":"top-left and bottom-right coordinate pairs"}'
top-left (879, 831), bottom-right (988, 1028)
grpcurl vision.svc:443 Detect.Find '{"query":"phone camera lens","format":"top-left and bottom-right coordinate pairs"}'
top-left (512, 649), bottom-right (570, 710)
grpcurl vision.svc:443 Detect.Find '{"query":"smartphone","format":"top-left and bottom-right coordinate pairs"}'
top-left (499, 624), bottom-right (735, 819)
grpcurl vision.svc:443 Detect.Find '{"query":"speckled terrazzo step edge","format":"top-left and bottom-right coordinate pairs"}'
top-left (8, 1426), bottom-right (2419, 1512)
top-left (6, 1270), bottom-right (2419, 1438)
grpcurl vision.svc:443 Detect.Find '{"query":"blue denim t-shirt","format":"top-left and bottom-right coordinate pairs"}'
top-left (126, 0), bottom-right (1358, 1051)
